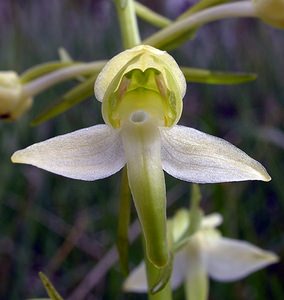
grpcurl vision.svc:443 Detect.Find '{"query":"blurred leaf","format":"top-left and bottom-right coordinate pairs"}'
top-left (181, 67), bottom-right (257, 84)
top-left (39, 272), bottom-right (63, 300)
top-left (20, 61), bottom-right (76, 83)
top-left (116, 167), bottom-right (131, 275)
top-left (31, 73), bottom-right (97, 125)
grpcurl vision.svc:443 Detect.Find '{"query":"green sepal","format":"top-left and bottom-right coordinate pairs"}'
top-left (38, 272), bottom-right (63, 300)
top-left (181, 67), bottom-right (257, 85)
top-left (116, 167), bottom-right (132, 275)
top-left (20, 61), bottom-right (77, 84)
top-left (31, 74), bottom-right (97, 125)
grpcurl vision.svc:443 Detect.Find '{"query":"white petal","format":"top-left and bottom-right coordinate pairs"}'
top-left (201, 213), bottom-right (223, 229)
top-left (123, 262), bottom-right (148, 293)
top-left (204, 237), bottom-right (279, 282)
top-left (160, 125), bottom-right (271, 183)
top-left (11, 124), bottom-right (125, 180)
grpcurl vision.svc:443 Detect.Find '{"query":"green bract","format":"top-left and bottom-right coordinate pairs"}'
top-left (12, 45), bottom-right (270, 269)
top-left (253, 0), bottom-right (284, 28)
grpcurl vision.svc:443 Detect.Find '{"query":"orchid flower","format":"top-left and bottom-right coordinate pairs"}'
top-left (11, 45), bottom-right (270, 268)
top-left (0, 71), bottom-right (33, 120)
top-left (253, 0), bottom-right (284, 28)
top-left (124, 209), bottom-right (279, 299)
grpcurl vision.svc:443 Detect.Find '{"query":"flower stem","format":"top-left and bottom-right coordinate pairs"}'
top-left (184, 236), bottom-right (208, 300)
top-left (22, 61), bottom-right (106, 97)
top-left (113, 0), bottom-right (141, 48)
top-left (188, 184), bottom-right (202, 236)
top-left (134, 1), bottom-right (171, 28)
top-left (143, 1), bottom-right (256, 49)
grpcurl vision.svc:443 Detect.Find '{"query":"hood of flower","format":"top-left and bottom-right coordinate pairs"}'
top-left (94, 45), bottom-right (186, 128)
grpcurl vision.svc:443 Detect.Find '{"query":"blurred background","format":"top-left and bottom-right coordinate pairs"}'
top-left (0, 0), bottom-right (283, 299)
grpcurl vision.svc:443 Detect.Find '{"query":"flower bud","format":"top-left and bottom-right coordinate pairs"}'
top-left (253, 0), bottom-right (284, 28)
top-left (0, 71), bottom-right (32, 120)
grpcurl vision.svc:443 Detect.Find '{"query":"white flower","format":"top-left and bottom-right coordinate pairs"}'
top-left (11, 45), bottom-right (270, 268)
top-left (124, 209), bottom-right (279, 298)
top-left (253, 0), bottom-right (284, 29)
top-left (0, 71), bottom-right (33, 120)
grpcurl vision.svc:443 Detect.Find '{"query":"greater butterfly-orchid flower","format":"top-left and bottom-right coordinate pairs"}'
top-left (124, 209), bottom-right (278, 299)
top-left (11, 45), bottom-right (270, 268)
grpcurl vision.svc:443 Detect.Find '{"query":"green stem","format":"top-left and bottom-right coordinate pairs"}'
top-left (184, 236), bottom-right (208, 300)
top-left (134, 1), bottom-right (171, 28)
top-left (143, 1), bottom-right (256, 49)
top-left (22, 61), bottom-right (106, 97)
top-left (177, 0), bottom-right (227, 20)
top-left (188, 184), bottom-right (202, 236)
top-left (114, 0), bottom-right (141, 48)
top-left (116, 167), bottom-right (132, 274)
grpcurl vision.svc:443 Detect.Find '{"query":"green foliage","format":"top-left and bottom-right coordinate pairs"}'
top-left (181, 67), bottom-right (257, 85)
